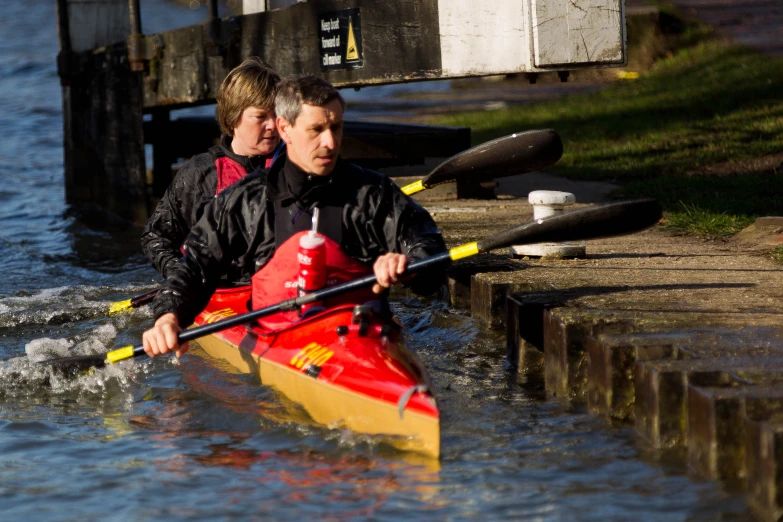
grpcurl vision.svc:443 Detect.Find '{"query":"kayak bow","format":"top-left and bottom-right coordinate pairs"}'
top-left (193, 287), bottom-right (440, 457)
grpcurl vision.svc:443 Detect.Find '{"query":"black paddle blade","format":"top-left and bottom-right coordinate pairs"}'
top-left (423, 129), bottom-right (563, 188)
top-left (477, 199), bottom-right (662, 252)
top-left (38, 354), bottom-right (107, 375)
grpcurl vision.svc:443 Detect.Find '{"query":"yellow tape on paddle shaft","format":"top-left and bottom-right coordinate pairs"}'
top-left (449, 242), bottom-right (479, 261)
top-left (401, 180), bottom-right (424, 196)
top-left (108, 299), bottom-right (132, 315)
top-left (106, 345), bottom-right (135, 364)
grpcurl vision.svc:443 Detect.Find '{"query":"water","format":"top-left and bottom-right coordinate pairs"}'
top-left (0, 1), bottom-right (752, 520)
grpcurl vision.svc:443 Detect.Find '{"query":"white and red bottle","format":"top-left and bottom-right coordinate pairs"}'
top-left (297, 207), bottom-right (326, 315)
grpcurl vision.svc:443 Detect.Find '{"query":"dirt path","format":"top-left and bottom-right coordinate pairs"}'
top-left (665, 0), bottom-right (783, 57)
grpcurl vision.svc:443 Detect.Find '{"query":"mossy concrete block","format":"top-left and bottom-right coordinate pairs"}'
top-left (678, 328), bottom-right (783, 359)
top-left (447, 256), bottom-right (520, 310)
top-left (586, 332), bottom-right (683, 421)
top-left (544, 309), bottom-right (589, 400)
top-left (635, 359), bottom-right (741, 448)
top-left (746, 417), bottom-right (783, 522)
top-left (636, 358), bottom-right (783, 449)
top-left (584, 328), bottom-right (771, 422)
top-left (506, 293), bottom-right (545, 374)
top-left (542, 308), bottom-right (637, 401)
top-left (688, 385), bottom-right (783, 481)
top-left (470, 272), bottom-right (539, 329)
top-left (505, 289), bottom-right (567, 370)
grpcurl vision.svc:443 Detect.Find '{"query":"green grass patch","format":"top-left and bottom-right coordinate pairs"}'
top-left (436, 41), bottom-right (783, 182)
top-left (663, 202), bottom-right (752, 237)
top-left (771, 247), bottom-right (783, 264)
top-left (433, 40), bottom-right (783, 234)
top-left (621, 173), bottom-right (780, 237)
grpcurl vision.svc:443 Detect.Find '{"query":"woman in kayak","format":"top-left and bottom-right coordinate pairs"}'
top-left (142, 75), bottom-right (447, 358)
top-left (141, 57), bottom-right (284, 281)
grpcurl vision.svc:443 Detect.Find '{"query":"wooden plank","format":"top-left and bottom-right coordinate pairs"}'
top-left (532, 0), bottom-right (625, 67)
top-left (66, 0), bottom-right (129, 53)
top-left (142, 0), bottom-right (444, 109)
top-left (437, 0), bottom-right (530, 75)
top-left (242, 0), bottom-right (268, 14)
top-left (134, 0), bottom-right (627, 109)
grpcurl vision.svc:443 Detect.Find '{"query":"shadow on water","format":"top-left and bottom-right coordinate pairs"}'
top-left (52, 204), bottom-right (149, 273)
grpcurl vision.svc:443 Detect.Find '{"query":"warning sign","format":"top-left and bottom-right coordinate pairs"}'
top-left (318, 8), bottom-right (363, 71)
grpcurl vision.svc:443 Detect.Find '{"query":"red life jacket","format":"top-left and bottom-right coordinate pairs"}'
top-left (215, 155), bottom-right (275, 194)
top-left (215, 156), bottom-right (247, 194)
top-left (215, 140), bottom-right (281, 194)
top-left (251, 231), bottom-right (376, 330)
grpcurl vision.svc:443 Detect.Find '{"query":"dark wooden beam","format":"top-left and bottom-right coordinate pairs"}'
top-left (63, 44), bottom-right (148, 223)
top-left (140, 0), bottom-right (442, 109)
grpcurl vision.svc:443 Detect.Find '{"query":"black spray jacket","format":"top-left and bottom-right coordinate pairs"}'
top-left (151, 155), bottom-right (448, 326)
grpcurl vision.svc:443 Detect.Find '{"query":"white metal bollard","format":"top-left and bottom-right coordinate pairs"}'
top-left (510, 190), bottom-right (586, 258)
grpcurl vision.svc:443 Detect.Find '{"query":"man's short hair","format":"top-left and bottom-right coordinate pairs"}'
top-left (216, 57), bottom-right (280, 136)
top-left (275, 75), bottom-right (346, 125)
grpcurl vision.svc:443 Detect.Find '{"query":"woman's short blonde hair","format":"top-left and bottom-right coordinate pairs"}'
top-left (216, 58), bottom-right (280, 136)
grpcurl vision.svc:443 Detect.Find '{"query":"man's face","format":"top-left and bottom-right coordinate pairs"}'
top-left (231, 106), bottom-right (279, 157)
top-left (277, 99), bottom-right (343, 176)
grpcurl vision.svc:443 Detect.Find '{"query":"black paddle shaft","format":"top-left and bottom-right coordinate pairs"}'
top-left (75, 198), bottom-right (661, 363)
top-left (178, 251), bottom-right (454, 343)
top-left (182, 199), bottom-right (660, 344)
top-left (114, 252), bottom-right (454, 360)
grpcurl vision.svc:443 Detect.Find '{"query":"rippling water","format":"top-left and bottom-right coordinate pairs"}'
top-left (0, 1), bottom-right (753, 520)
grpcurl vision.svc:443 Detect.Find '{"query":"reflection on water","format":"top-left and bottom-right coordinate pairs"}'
top-left (0, 296), bottom-right (754, 520)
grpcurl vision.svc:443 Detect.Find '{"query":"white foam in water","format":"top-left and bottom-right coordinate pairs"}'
top-left (0, 285), bottom-right (154, 328)
top-left (31, 286), bottom-right (71, 299)
top-left (24, 337), bottom-right (74, 363)
top-left (1, 324), bottom-right (141, 396)
top-left (92, 323), bottom-right (118, 345)
top-left (24, 323), bottom-right (120, 363)
top-left (72, 337), bottom-right (108, 355)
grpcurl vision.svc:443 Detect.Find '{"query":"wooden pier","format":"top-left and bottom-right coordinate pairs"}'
top-left (56, 0), bottom-right (627, 222)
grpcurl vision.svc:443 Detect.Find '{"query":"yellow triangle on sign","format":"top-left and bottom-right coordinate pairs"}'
top-left (346, 18), bottom-right (359, 61)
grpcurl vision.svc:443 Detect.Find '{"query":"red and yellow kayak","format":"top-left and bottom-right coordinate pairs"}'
top-left (191, 286), bottom-right (440, 458)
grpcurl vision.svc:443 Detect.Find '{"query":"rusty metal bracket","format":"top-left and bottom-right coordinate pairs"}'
top-left (127, 33), bottom-right (164, 73)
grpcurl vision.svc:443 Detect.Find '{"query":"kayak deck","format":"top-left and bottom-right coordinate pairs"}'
top-left (191, 287), bottom-right (440, 458)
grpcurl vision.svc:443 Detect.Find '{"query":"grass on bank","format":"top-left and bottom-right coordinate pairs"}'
top-left (434, 41), bottom-right (783, 237)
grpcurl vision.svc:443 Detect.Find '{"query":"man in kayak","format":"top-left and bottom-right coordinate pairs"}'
top-left (141, 57), bottom-right (283, 280)
top-left (142, 75), bottom-right (446, 358)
